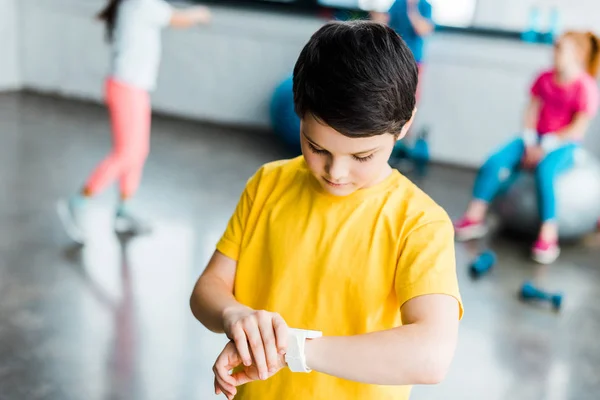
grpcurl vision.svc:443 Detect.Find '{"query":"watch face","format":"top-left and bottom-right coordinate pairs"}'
top-left (305, 330), bottom-right (323, 339)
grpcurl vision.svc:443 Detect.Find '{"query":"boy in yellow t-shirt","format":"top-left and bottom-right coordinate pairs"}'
top-left (190, 20), bottom-right (463, 400)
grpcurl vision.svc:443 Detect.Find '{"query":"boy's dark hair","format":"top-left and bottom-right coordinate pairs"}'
top-left (97, 0), bottom-right (124, 42)
top-left (293, 21), bottom-right (418, 138)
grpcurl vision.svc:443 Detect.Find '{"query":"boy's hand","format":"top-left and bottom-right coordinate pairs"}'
top-left (213, 341), bottom-right (286, 399)
top-left (222, 306), bottom-right (288, 380)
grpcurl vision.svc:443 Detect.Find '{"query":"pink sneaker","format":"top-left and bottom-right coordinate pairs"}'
top-left (532, 239), bottom-right (560, 264)
top-left (454, 217), bottom-right (488, 241)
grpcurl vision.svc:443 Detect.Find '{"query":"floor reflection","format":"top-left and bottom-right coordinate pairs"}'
top-left (2, 92), bottom-right (600, 400)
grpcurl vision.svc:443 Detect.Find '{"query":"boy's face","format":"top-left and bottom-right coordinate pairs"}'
top-left (300, 113), bottom-right (413, 197)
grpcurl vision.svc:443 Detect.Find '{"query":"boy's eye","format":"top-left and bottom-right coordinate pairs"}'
top-left (308, 142), bottom-right (374, 162)
top-left (353, 154), bottom-right (375, 163)
top-left (308, 142), bottom-right (328, 155)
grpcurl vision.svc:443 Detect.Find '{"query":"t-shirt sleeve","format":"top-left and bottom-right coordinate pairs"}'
top-left (530, 71), bottom-right (548, 98)
top-left (143, 0), bottom-right (173, 27)
top-left (574, 78), bottom-right (600, 117)
top-left (216, 169), bottom-right (262, 261)
top-left (395, 216), bottom-right (464, 320)
top-left (421, 1), bottom-right (434, 23)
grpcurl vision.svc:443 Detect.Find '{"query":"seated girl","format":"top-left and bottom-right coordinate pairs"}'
top-left (455, 31), bottom-right (600, 264)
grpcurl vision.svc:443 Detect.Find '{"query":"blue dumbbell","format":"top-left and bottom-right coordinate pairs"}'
top-left (520, 281), bottom-right (563, 310)
top-left (469, 250), bottom-right (496, 278)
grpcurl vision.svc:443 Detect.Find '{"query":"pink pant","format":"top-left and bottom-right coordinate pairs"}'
top-left (85, 78), bottom-right (151, 198)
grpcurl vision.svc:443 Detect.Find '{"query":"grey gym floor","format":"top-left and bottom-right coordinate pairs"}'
top-left (1, 91), bottom-right (600, 400)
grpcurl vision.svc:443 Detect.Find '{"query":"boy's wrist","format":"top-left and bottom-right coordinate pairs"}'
top-left (285, 328), bottom-right (322, 373)
top-left (221, 304), bottom-right (253, 333)
top-left (303, 334), bottom-right (319, 371)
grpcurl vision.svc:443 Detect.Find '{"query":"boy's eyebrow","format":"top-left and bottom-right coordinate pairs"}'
top-left (301, 130), bottom-right (380, 156)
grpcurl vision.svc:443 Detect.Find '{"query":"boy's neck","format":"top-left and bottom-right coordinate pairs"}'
top-left (362, 165), bottom-right (394, 190)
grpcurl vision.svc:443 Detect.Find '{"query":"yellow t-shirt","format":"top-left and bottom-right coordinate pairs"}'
top-left (216, 156), bottom-right (463, 400)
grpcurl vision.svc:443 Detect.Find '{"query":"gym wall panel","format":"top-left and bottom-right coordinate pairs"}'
top-left (19, 0), bottom-right (323, 128)
top-left (416, 35), bottom-right (548, 166)
top-left (474, 0), bottom-right (600, 32)
top-left (0, 0), bottom-right (21, 91)
top-left (15, 0), bottom-right (600, 167)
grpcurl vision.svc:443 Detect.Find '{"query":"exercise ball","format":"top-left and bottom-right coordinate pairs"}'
top-left (270, 75), bottom-right (301, 153)
top-left (492, 149), bottom-right (600, 241)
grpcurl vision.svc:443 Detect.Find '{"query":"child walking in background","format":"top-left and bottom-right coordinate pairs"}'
top-left (374, 0), bottom-right (434, 94)
top-left (57, 0), bottom-right (211, 244)
top-left (371, 0), bottom-right (434, 158)
top-left (455, 31), bottom-right (600, 264)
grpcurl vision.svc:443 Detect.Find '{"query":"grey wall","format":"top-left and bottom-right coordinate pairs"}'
top-left (0, 0), bottom-right (20, 90)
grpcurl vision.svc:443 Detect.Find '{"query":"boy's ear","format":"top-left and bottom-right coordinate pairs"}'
top-left (396, 107), bottom-right (417, 141)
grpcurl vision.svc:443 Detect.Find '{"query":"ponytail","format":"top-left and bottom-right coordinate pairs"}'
top-left (97, 0), bottom-right (123, 42)
top-left (586, 32), bottom-right (600, 77)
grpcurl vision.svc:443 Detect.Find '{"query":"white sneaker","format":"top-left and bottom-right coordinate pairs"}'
top-left (56, 198), bottom-right (86, 244)
top-left (454, 217), bottom-right (488, 241)
top-left (114, 211), bottom-right (152, 236)
top-left (531, 239), bottom-right (560, 264)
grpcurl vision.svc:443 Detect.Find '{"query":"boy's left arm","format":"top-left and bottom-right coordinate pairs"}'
top-left (304, 217), bottom-right (461, 385)
top-left (304, 294), bottom-right (459, 385)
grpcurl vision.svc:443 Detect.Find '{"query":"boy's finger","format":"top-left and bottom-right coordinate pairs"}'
top-left (215, 373), bottom-right (236, 398)
top-left (215, 369), bottom-right (236, 388)
top-left (258, 316), bottom-right (279, 373)
top-left (231, 327), bottom-right (252, 367)
top-left (244, 323), bottom-right (268, 380)
top-left (213, 358), bottom-right (236, 387)
top-left (214, 377), bottom-right (220, 395)
top-left (272, 314), bottom-right (288, 354)
top-left (231, 370), bottom-right (258, 386)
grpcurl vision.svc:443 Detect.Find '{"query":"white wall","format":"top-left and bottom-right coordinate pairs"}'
top-left (417, 36), bottom-right (550, 166)
top-left (14, 0), bottom-right (600, 167)
top-left (20, 0), bottom-right (322, 126)
top-left (0, 0), bottom-right (20, 90)
top-left (474, 0), bottom-right (600, 32)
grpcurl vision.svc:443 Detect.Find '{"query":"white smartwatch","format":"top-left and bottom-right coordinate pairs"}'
top-left (285, 328), bottom-right (322, 373)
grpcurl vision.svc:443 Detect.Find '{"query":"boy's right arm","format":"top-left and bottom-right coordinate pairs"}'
top-left (190, 250), bottom-right (288, 380)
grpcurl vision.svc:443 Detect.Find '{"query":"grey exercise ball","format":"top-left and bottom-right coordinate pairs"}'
top-left (492, 149), bottom-right (600, 241)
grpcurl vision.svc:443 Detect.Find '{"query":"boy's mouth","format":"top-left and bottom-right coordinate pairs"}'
top-left (323, 178), bottom-right (350, 188)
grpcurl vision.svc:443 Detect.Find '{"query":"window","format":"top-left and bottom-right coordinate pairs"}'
top-left (321, 0), bottom-right (478, 28)
top-left (429, 0), bottom-right (477, 28)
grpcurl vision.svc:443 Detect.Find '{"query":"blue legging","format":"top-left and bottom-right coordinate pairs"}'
top-left (473, 137), bottom-right (578, 222)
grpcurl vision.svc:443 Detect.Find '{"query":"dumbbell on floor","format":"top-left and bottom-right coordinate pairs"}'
top-left (469, 250), bottom-right (496, 278)
top-left (519, 281), bottom-right (563, 310)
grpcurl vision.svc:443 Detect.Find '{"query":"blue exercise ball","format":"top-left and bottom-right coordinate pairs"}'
top-left (270, 76), bottom-right (301, 153)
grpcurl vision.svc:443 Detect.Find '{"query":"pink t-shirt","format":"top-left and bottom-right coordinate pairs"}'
top-left (531, 69), bottom-right (600, 135)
